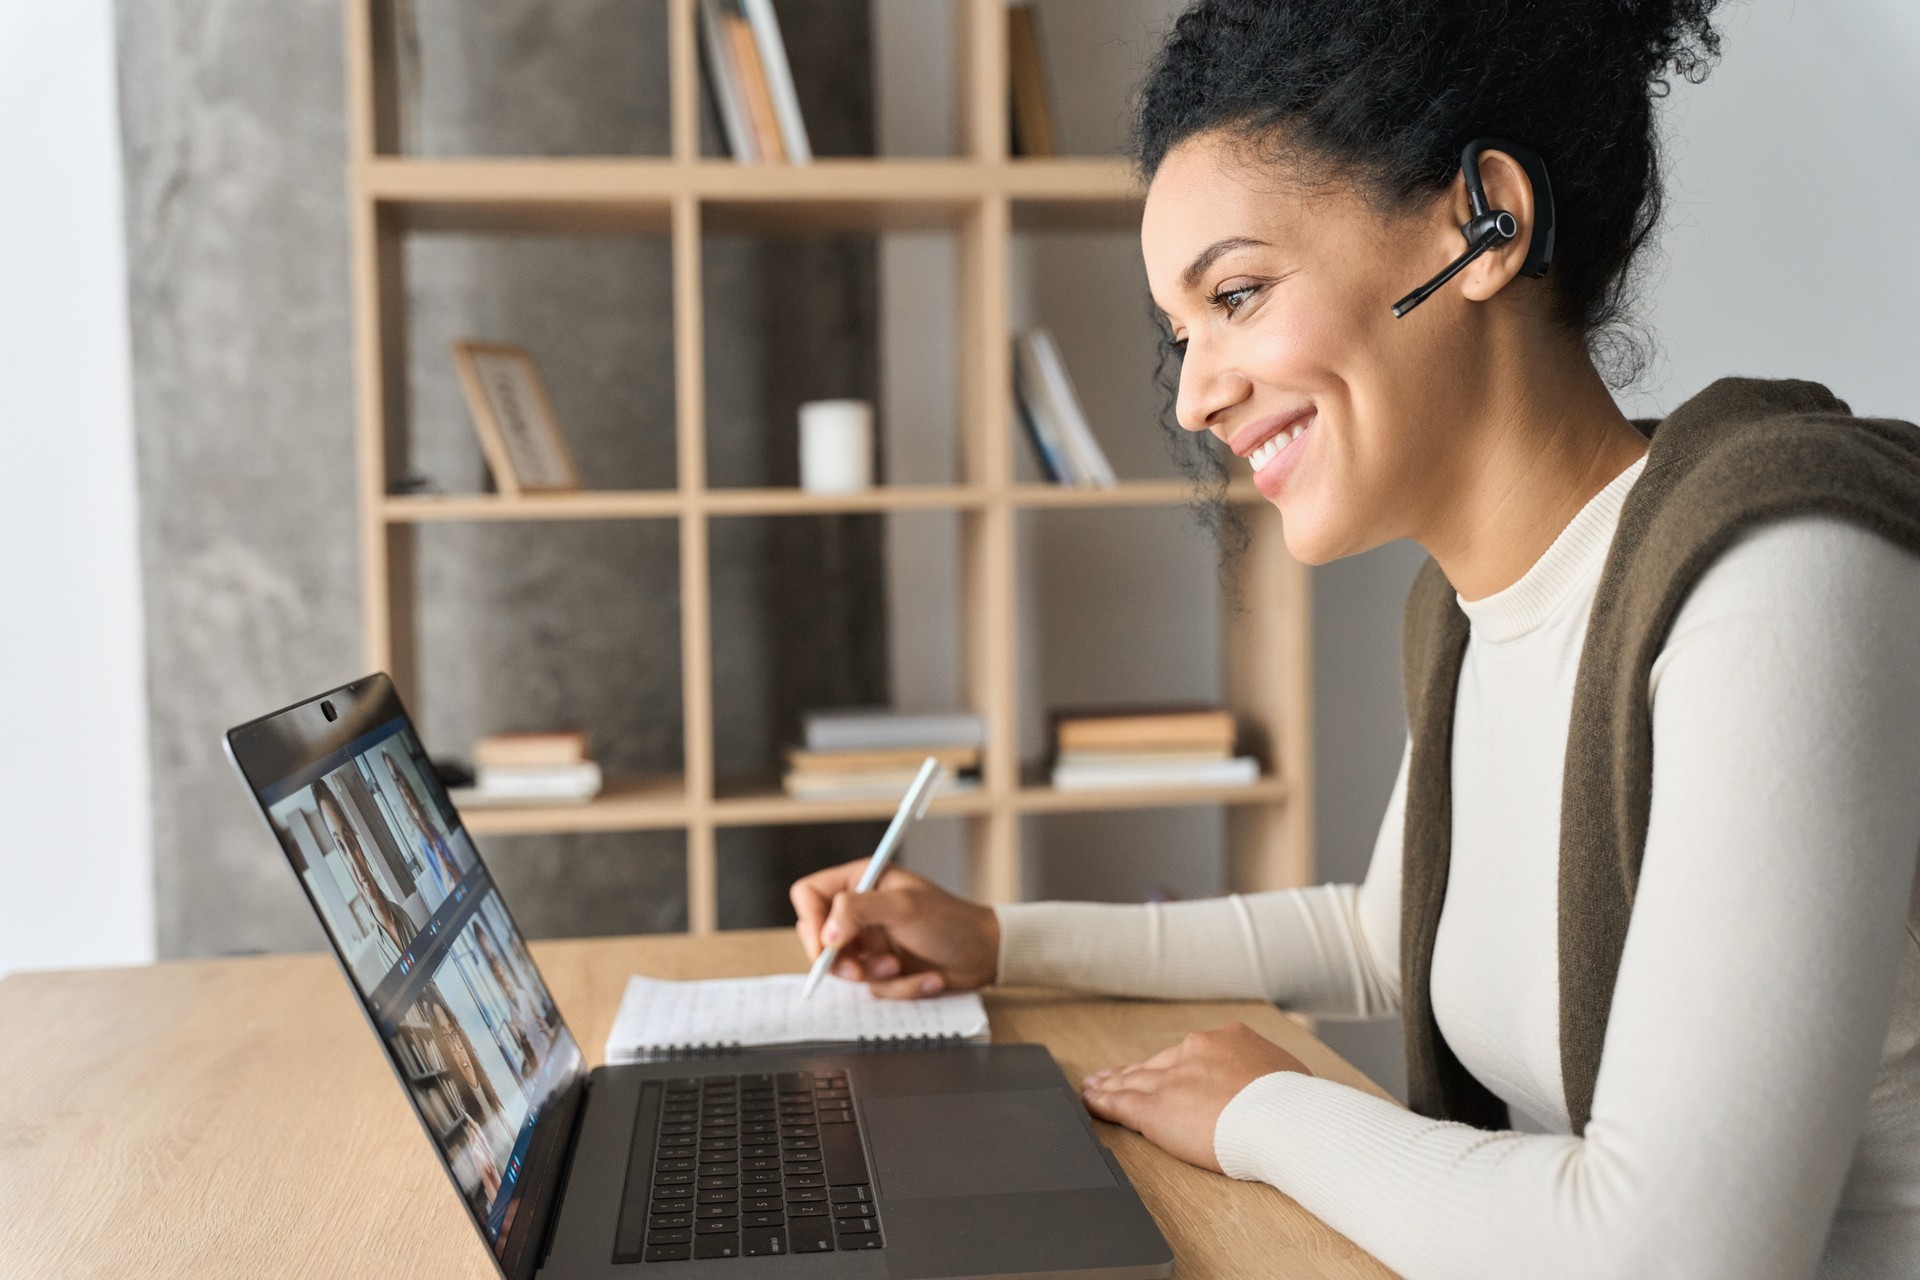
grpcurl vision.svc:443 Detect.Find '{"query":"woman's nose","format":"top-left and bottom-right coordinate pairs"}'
top-left (1174, 343), bottom-right (1250, 436)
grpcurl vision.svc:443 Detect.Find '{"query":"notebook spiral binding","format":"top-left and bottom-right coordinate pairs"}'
top-left (631, 1033), bottom-right (978, 1064)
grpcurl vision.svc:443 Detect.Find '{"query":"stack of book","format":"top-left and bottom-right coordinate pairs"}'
top-left (454, 731), bottom-right (603, 807)
top-left (1013, 329), bottom-right (1117, 487)
top-left (1049, 706), bottom-right (1259, 791)
top-left (784, 710), bottom-right (985, 802)
top-left (700, 0), bottom-right (810, 164)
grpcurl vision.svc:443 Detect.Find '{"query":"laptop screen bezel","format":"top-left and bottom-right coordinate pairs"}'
top-left (225, 673), bottom-right (586, 1280)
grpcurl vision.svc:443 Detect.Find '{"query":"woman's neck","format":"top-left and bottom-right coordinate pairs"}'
top-left (1419, 346), bottom-right (1648, 602)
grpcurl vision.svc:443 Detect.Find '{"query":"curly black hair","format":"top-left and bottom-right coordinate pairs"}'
top-left (1136, 0), bottom-right (1724, 559)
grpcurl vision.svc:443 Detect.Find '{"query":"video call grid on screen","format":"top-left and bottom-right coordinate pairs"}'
top-left (260, 716), bottom-right (580, 1253)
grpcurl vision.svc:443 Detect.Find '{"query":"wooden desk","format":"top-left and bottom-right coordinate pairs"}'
top-left (0, 931), bottom-right (1395, 1279)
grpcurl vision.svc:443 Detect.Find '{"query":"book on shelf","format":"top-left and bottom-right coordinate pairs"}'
top-left (725, 11), bottom-right (786, 161)
top-left (1051, 756), bottom-right (1259, 791)
top-left (786, 745), bottom-right (981, 776)
top-left (740, 0), bottom-right (811, 162)
top-left (472, 730), bottom-right (590, 770)
top-left (784, 772), bottom-right (981, 802)
top-left (699, 0), bottom-right (810, 164)
top-left (1007, 4), bottom-right (1056, 158)
top-left (1013, 329), bottom-right (1117, 488)
top-left (787, 710), bottom-right (985, 802)
top-left (452, 761), bottom-right (604, 807)
top-left (802, 709), bottom-right (985, 753)
top-left (1049, 704), bottom-right (1256, 790)
top-left (698, 0), bottom-right (757, 161)
top-left (1054, 705), bottom-right (1238, 754)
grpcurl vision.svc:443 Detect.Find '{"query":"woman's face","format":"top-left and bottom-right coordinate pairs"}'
top-left (1142, 131), bottom-right (1488, 564)
top-left (321, 796), bottom-right (378, 901)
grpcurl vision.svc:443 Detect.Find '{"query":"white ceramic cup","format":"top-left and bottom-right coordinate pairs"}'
top-left (798, 399), bottom-right (874, 494)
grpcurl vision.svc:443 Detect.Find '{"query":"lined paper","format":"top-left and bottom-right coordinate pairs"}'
top-left (606, 974), bottom-right (990, 1064)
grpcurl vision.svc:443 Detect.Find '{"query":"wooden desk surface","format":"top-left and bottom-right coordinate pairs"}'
top-left (0, 931), bottom-right (1395, 1279)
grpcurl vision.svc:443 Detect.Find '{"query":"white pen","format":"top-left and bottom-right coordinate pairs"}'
top-left (801, 755), bottom-right (946, 1000)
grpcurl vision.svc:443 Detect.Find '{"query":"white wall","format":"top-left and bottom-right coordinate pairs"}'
top-left (1623, 1), bottom-right (1920, 422)
top-left (0, 0), bottom-right (153, 976)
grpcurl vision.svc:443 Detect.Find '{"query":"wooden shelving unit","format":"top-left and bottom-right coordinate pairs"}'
top-left (345, 0), bottom-right (1313, 934)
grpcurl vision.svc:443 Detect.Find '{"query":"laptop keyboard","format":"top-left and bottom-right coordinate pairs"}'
top-left (614, 1069), bottom-right (884, 1262)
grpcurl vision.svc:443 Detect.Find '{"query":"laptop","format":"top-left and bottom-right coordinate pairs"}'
top-left (227, 674), bottom-right (1175, 1278)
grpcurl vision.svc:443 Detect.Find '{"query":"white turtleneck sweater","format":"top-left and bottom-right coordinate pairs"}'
top-left (995, 455), bottom-right (1920, 1279)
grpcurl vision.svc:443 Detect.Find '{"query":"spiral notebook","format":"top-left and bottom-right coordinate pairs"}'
top-left (604, 973), bottom-right (992, 1064)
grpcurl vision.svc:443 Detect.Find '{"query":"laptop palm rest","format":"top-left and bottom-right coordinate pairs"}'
top-left (866, 1090), bottom-right (1118, 1200)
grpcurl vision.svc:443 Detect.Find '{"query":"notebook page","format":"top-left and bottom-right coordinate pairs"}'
top-left (605, 974), bottom-right (989, 1062)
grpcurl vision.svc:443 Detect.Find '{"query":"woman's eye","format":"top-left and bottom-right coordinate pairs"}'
top-left (1209, 284), bottom-right (1259, 314)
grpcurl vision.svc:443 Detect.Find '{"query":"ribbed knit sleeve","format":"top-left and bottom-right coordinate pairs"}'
top-left (993, 743), bottom-right (1407, 1018)
top-left (1209, 519), bottom-right (1920, 1280)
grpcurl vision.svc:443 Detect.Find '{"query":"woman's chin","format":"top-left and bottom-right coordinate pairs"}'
top-left (1274, 499), bottom-right (1356, 567)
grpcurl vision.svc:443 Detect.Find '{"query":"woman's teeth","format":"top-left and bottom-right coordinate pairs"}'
top-left (1248, 422), bottom-right (1306, 471)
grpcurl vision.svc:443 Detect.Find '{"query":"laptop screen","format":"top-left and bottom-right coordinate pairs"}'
top-left (235, 681), bottom-right (583, 1266)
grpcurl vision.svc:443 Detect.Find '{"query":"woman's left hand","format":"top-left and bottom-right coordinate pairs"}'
top-left (1079, 1021), bottom-right (1313, 1172)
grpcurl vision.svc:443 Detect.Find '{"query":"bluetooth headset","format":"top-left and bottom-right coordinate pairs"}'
top-left (1391, 137), bottom-right (1557, 318)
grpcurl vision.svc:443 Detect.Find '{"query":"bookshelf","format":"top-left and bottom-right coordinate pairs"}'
top-left (345, 0), bottom-right (1313, 934)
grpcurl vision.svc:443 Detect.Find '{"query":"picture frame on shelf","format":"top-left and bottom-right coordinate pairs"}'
top-left (451, 340), bottom-right (582, 497)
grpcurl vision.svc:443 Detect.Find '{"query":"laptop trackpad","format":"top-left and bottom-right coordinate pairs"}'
top-left (863, 1089), bottom-right (1119, 1201)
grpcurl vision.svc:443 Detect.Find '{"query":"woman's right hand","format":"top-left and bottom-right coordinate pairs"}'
top-left (789, 861), bottom-right (1000, 999)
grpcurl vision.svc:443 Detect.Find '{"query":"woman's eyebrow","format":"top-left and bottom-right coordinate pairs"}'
top-left (1181, 236), bottom-right (1270, 290)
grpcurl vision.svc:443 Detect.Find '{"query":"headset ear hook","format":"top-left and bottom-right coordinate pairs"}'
top-left (1392, 138), bottom-right (1554, 318)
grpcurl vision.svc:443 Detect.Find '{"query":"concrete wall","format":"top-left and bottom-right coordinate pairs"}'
top-left (116, 0), bottom-right (883, 959)
top-left (0, 0), bottom-right (152, 978)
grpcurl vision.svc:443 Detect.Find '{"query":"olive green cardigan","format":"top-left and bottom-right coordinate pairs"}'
top-left (1399, 377), bottom-right (1920, 1134)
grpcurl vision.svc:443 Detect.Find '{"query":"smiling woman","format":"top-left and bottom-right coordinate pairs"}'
top-left (786, 3), bottom-right (1920, 1278)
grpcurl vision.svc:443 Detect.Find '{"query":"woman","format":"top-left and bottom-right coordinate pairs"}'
top-left (313, 777), bottom-right (419, 958)
top-left (790, 2), bottom-right (1920, 1276)
top-left (382, 751), bottom-right (464, 899)
top-left (426, 995), bottom-right (508, 1212)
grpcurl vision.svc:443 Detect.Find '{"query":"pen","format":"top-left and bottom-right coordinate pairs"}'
top-left (801, 755), bottom-right (946, 1000)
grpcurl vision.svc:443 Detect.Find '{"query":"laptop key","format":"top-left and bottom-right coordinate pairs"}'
top-left (697, 1176), bottom-right (737, 1190)
top-left (744, 1196), bottom-right (783, 1212)
top-left (837, 1233), bottom-right (884, 1251)
top-left (694, 1233), bottom-right (739, 1259)
top-left (655, 1157), bottom-right (695, 1173)
top-left (649, 1214), bottom-right (692, 1231)
top-left (743, 1211), bottom-right (785, 1228)
top-left (643, 1244), bottom-right (692, 1262)
top-left (785, 1189), bottom-right (826, 1204)
top-left (820, 1125), bottom-right (869, 1185)
top-left (741, 1227), bottom-right (788, 1256)
top-left (784, 1174), bottom-right (824, 1189)
top-left (648, 1229), bottom-right (692, 1245)
top-left (696, 1217), bottom-right (738, 1234)
top-left (787, 1218), bottom-right (834, 1253)
top-left (696, 1203), bottom-right (736, 1219)
top-left (830, 1185), bottom-right (873, 1204)
top-left (652, 1198), bottom-right (693, 1214)
top-left (743, 1157), bottom-right (779, 1172)
top-left (788, 1202), bottom-right (828, 1216)
top-left (696, 1189), bottom-right (738, 1204)
top-left (836, 1216), bottom-right (877, 1235)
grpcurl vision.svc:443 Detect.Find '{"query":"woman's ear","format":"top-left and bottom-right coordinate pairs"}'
top-left (1456, 147), bottom-right (1538, 304)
